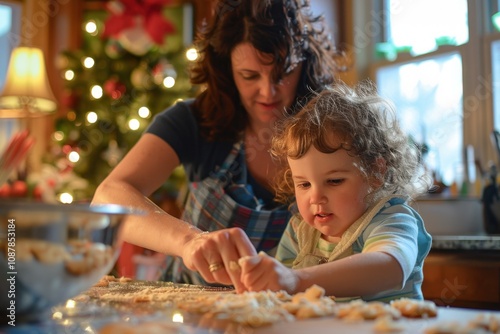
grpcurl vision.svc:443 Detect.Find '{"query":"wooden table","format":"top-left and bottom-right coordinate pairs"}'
top-left (3, 281), bottom-right (499, 333)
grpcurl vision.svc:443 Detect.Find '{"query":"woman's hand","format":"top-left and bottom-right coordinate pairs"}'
top-left (238, 252), bottom-right (299, 294)
top-left (181, 227), bottom-right (257, 293)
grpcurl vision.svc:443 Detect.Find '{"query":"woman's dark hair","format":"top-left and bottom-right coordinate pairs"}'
top-left (190, 0), bottom-right (344, 141)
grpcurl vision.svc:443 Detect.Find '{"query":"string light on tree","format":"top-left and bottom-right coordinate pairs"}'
top-left (64, 70), bottom-right (75, 81)
top-left (68, 151), bottom-right (80, 163)
top-left (128, 118), bottom-right (140, 131)
top-left (138, 106), bottom-right (150, 118)
top-left (90, 85), bottom-right (103, 99)
top-left (163, 76), bottom-right (175, 88)
top-left (86, 111), bottom-right (98, 124)
top-left (83, 57), bottom-right (95, 68)
top-left (85, 20), bottom-right (98, 36)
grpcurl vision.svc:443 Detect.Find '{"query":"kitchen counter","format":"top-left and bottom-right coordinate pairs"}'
top-left (3, 281), bottom-right (500, 334)
top-left (432, 234), bottom-right (500, 250)
top-left (422, 249), bottom-right (500, 310)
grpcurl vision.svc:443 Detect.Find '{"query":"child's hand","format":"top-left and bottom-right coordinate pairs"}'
top-left (238, 251), bottom-right (299, 293)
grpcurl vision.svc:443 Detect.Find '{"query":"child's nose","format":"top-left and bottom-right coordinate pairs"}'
top-left (309, 188), bottom-right (327, 205)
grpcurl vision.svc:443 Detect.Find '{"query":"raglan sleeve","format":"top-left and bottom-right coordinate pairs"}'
top-left (361, 204), bottom-right (431, 287)
top-left (275, 215), bottom-right (302, 268)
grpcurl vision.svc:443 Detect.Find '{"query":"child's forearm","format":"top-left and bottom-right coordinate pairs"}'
top-left (294, 252), bottom-right (403, 298)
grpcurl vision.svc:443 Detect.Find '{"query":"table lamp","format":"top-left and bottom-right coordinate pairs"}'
top-left (0, 46), bottom-right (57, 115)
top-left (0, 46), bottom-right (57, 178)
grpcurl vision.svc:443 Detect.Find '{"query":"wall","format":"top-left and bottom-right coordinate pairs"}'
top-left (12, 0), bottom-right (347, 173)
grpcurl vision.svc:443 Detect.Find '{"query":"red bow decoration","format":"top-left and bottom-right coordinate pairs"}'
top-left (102, 0), bottom-right (175, 45)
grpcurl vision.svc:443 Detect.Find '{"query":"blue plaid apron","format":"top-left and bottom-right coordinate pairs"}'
top-left (162, 142), bottom-right (291, 285)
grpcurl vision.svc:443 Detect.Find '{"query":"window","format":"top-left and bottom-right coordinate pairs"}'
top-left (0, 5), bottom-right (12, 89)
top-left (376, 53), bottom-right (463, 185)
top-left (376, 0), bottom-right (467, 185)
top-left (0, 1), bottom-right (21, 152)
top-left (359, 0), bottom-right (500, 190)
top-left (493, 40), bottom-right (500, 131)
top-left (0, 1), bottom-right (21, 89)
top-left (387, 0), bottom-right (469, 52)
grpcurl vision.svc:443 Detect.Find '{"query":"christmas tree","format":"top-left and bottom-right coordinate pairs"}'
top-left (47, 0), bottom-right (197, 203)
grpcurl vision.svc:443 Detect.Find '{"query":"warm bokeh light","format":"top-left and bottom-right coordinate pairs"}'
top-left (90, 85), bottom-right (103, 99)
top-left (59, 192), bottom-right (73, 204)
top-left (128, 118), bottom-right (140, 130)
top-left (138, 106), bottom-right (150, 118)
top-left (163, 76), bottom-right (175, 88)
top-left (83, 57), bottom-right (95, 69)
top-left (53, 131), bottom-right (64, 142)
top-left (186, 47), bottom-right (198, 61)
top-left (64, 70), bottom-right (75, 81)
top-left (86, 111), bottom-right (98, 123)
top-left (68, 151), bottom-right (80, 163)
top-left (85, 20), bottom-right (98, 35)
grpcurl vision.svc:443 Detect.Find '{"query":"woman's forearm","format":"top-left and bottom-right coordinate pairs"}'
top-left (92, 179), bottom-right (200, 256)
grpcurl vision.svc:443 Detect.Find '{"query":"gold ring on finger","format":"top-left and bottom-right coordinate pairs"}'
top-left (209, 262), bottom-right (224, 273)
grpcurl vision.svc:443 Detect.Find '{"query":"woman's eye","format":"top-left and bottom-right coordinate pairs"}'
top-left (242, 74), bottom-right (258, 80)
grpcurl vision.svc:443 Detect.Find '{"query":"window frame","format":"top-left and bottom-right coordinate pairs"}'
top-left (355, 0), bottom-right (500, 181)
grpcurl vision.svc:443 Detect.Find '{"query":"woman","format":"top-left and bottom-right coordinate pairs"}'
top-left (92, 0), bottom-right (343, 292)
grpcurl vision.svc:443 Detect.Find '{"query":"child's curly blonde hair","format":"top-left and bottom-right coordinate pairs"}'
top-left (271, 80), bottom-right (432, 205)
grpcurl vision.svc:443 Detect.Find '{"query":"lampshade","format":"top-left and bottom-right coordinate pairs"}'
top-left (0, 47), bottom-right (57, 113)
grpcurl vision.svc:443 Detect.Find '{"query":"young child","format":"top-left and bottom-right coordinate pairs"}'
top-left (238, 80), bottom-right (433, 302)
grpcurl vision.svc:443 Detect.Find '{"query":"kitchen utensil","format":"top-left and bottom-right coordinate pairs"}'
top-left (0, 200), bottom-right (142, 322)
top-left (490, 130), bottom-right (500, 163)
top-left (0, 130), bottom-right (35, 186)
top-left (481, 163), bottom-right (500, 234)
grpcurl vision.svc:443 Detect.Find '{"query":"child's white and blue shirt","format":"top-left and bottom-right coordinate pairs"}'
top-left (275, 196), bottom-right (432, 302)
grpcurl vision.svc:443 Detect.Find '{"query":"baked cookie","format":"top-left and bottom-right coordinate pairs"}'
top-left (390, 298), bottom-right (437, 318)
top-left (336, 300), bottom-right (401, 322)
